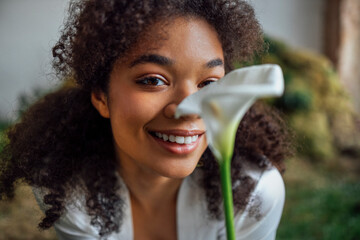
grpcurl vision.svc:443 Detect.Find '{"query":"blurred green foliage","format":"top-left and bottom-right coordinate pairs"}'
top-left (0, 132), bottom-right (5, 154)
top-left (247, 37), bottom-right (360, 239)
top-left (239, 37), bottom-right (360, 162)
top-left (278, 182), bottom-right (360, 240)
top-left (0, 121), bottom-right (10, 153)
top-left (0, 121), bottom-right (10, 132)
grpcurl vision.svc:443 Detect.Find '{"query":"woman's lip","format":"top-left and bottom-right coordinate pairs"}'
top-left (148, 132), bottom-right (203, 154)
top-left (148, 129), bottom-right (205, 136)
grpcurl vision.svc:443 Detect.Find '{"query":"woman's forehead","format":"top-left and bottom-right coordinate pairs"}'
top-left (119, 17), bottom-right (224, 65)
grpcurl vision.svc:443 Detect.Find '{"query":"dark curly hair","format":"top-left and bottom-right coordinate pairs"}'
top-left (0, 0), bottom-right (292, 238)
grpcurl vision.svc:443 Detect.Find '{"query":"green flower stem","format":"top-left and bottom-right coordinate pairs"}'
top-left (219, 157), bottom-right (235, 240)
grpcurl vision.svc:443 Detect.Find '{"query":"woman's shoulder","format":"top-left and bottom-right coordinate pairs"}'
top-left (32, 176), bottom-right (132, 240)
top-left (233, 166), bottom-right (285, 240)
top-left (254, 166), bottom-right (285, 207)
top-left (185, 165), bottom-right (285, 240)
top-left (32, 187), bottom-right (100, 239)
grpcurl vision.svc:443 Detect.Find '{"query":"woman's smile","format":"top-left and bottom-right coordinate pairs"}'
top-left (148, 129), bottom-right (205, 154)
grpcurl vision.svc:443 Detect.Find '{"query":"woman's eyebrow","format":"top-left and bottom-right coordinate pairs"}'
top-left (205, 58), bottom-right (224, 68)
top-left (129, 54), bottom-right (175, 68)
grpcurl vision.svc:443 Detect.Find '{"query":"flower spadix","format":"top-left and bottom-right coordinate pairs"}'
top-left (175, 64), bottom-right (284, 163)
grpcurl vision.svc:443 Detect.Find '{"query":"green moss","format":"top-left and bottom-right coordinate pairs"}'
top-left (239, 37), bottom-right (360, 160)
top-left (0, 121), bottom-right (10, 132)
top-left (277, 182), bottom-right (360, 240)
top-left (0, 131), bottom-right (7, 154)
top-left (289, 112), bottom-right (336, 160)
top-left (276, 87), bottom-right (313, 113)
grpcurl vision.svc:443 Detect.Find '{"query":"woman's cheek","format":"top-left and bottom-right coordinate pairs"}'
top-left (110, 91), bottom-right (162, 124)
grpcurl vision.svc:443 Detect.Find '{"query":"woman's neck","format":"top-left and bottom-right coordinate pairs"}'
top-left (118, 164), bottom-right (181, 240)
top-left (118, 165), bottom-right (183, 213)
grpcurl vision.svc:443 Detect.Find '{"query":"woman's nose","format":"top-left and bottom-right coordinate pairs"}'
top-left (163, 81), bottom-right (201, 119)
top-left (163, 103), bottom-right (200, 120)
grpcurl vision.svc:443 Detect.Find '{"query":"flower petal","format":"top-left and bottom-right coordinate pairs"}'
top-left (175, 64), bottom-right (284, 162)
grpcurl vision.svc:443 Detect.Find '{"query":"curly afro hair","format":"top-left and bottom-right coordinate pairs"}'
top-left (53, 0), bottom-right (264, 92)
top-left (0, 0), bottom-right (293, 237)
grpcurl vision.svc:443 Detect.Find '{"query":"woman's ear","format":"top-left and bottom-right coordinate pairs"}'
top-left (91, 91), bottom-right (110, 118)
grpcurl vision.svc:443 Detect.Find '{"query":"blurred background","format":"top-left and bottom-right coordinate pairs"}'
top-left (0, 0), bottom-right (359, 239)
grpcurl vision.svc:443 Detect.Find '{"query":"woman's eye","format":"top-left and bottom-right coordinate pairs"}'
top-left (136, 76), bottom-right (166, 86)
top-left (198, 80), bottom-right (216, 88)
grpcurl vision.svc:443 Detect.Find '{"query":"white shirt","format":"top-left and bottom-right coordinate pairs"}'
top-left (34, 166), bottom-right (285, 240)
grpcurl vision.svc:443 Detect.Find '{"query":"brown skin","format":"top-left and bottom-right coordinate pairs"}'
top-left (92, 17), bottom-right (224, 240)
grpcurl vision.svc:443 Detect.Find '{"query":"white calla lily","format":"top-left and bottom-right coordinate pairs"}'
top-left (175, 64), bottom-right (284, 162)
top-left (175, 64), bottom-right (284, 240)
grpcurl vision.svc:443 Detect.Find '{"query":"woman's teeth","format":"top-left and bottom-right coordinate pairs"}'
top-left (155, 132), bottom-right (198, 144)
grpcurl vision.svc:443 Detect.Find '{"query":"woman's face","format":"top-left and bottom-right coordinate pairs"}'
top-left (93, 17), bottom-right (225, 179)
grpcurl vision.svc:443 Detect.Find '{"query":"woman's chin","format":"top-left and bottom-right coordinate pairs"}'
top-left (156, 163), bottom-right (198, 179)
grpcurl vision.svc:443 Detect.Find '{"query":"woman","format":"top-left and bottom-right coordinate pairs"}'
top-left (0, 0), bottom-right (292, 239)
